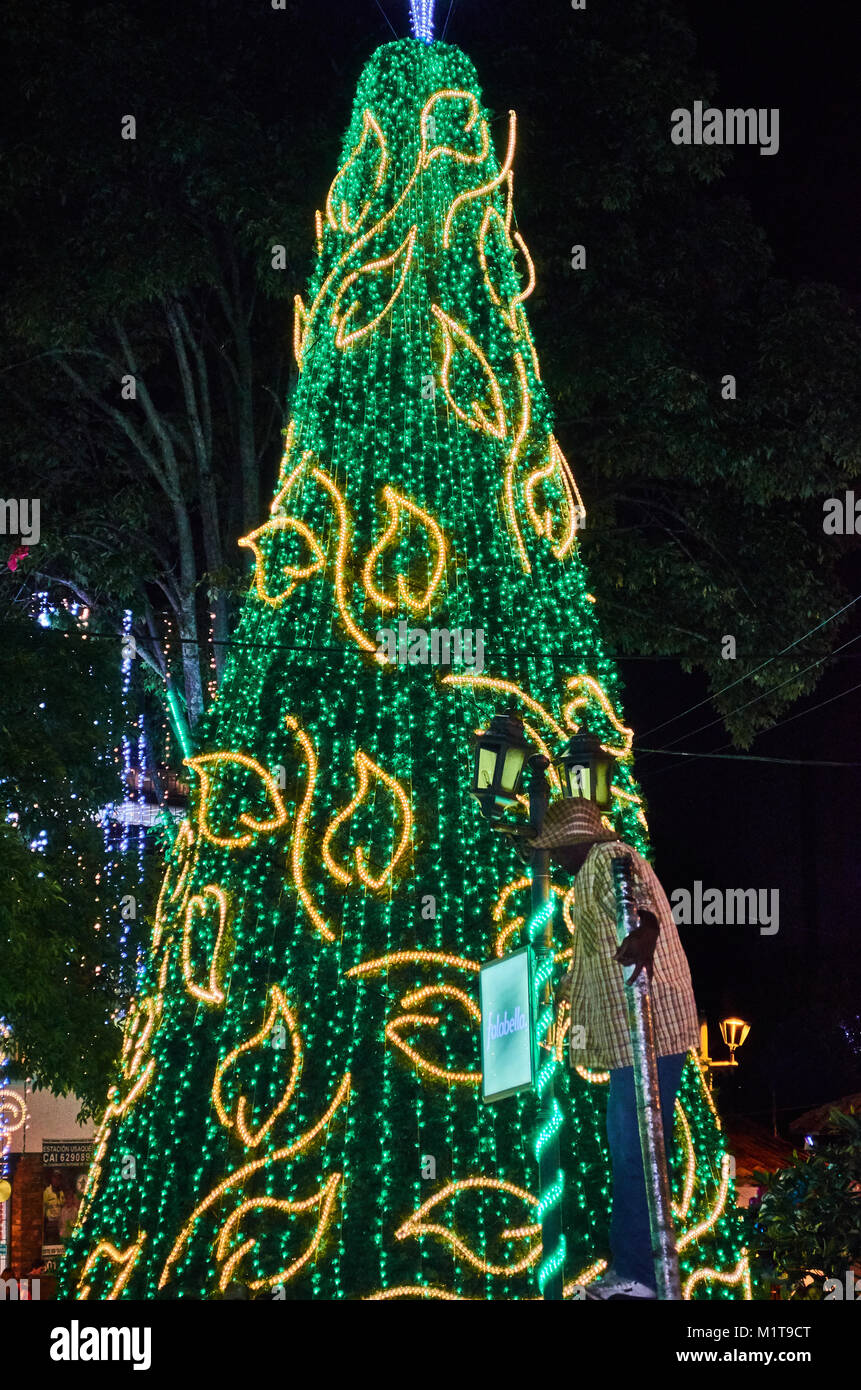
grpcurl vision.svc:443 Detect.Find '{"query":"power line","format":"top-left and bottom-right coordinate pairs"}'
top-left (645, 674), bottom-right (861, 782)
top-left (636, 747), bottom-right (861, 768)
top-left (636, 619), bottom-right (861, 761)
top-left (371, 0), bottom-right (399, 39)
top-left (638, 592), bottom-right (861, 742)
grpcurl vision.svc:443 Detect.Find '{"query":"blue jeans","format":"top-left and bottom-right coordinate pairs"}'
top-left (606, 1051), bottom-right (685, 1289)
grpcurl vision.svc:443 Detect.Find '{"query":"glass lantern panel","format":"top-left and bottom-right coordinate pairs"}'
top-left (477, 746), bottom-right (499, 792)
top-left (567, 763), bottom-right (591, 799)
top-left (500, 746), bottom-right (526, 795)
top-left (595, 760), bottom-right (610, 805)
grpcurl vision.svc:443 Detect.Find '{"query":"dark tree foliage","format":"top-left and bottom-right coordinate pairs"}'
top-left (0, 615), bottom-right (143, 1115)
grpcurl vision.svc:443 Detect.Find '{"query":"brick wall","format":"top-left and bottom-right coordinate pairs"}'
top-left (8, 1153), bottom-right (58, 1298)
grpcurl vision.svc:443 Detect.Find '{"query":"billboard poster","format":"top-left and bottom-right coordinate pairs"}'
top-left (41, 1140), bottom-right (93, 1270)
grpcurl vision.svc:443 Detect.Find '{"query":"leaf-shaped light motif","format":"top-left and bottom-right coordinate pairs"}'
top-left (421, 89), bottom-right (490, 168)
top-left (346, 951), bottom-right (481, 1085)
top-left (238, 451), bottom-right (328, 609)
top-left (361, 486), bottom-right (448, 616)
top-left (683, 1256), bottom-right (752, 1302)
top-left (293, 294), bottom-right (309, 370)
top-left (331, 224), bottom-right (418, 351)
top-left (77, 1237), bottom-right (146, 1300)
top-left (477, 197), bottom-right (535, 334)
top-left (431, 304), bottom-right (507, 440)
top-left (443, 671), bottom-right (565, 792)
top-left (325, 108), bottom-right (389, 236)
top-left (561, 673), bottom-right (634, 759)
top-left (214, 1176), bottom-right (342, 1292)
top-left (283, 714), bottom-right (336, 943)
top-left (181, 885), bottom-right (232, 1007)
top-left (321, 749), bottom-right (412, 892)
top-left (212, 985), bottom-right (302, 1147)
top-left (395, 1177), bottom-right (541, 1276)
top-left (152, 818), bottom-right (195, 955)
top-left (386, 984), bottom-right (481, 1087)
top-left (158, 1072), bottom-right (351, 1290)
top-left (442, 109), bottom-right (517, 248)
top-left (523, 436), bottom-right (585, 562)
top-left (503, 353), bottom-right (533, 574)
top-left (311, 465), bottom-right (378, 654)
top-left (185, 752), bottom-right (288, 850)
top-left (120, 995), bottom-right (162, 1088)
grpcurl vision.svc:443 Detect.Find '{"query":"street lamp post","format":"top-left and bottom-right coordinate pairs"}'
top-left (470, 712), bottom-right (564, 1300)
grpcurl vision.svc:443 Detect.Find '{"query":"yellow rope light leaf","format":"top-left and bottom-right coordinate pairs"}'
top-left (563, 1260), bottom-right (608, 1298)
top-left (611, 783), bottom-right (649, 832)
top-left (321, 748), bottom-right (412, 892)
top-left (515, 302), bottom-right (542, 380)
top-left (238, 448), bottom-right (328, 609)
top-left (212, 985), bottom-right (301, 1147)
top-left (673, 1100), bottom-right (697, 1220)
top-left (442, 110), bottom-right (517, 248)
top-left (75, 1116), bottom-right (113, 1226)
top-left (575, 1066), bottom-right (611, 1083)
top-left (477, 199), bottom-right (536, 335)
top-left (158, 1071), bottom-right (351, 1290)
top-left (331, 225), bottom-right (418, 350)
top-left (523, 436), bottom-right (585, 563)
top-left (301, 88), bottom-right (442, 364)
top-left (395, 1177), bottom-right (540, 1276)
top-left (442, 672), bottom-right (567, 741)
top-left (510, 231), bottom-right (536, 314)
top-left (77, 1237), bottom-right (145, 1301)
top-left (181, 885), bottom-right (232, 1007)
top-left (284, 714), bottom-right (336, 942)
top-left (562, 673), bottom-right (634, 759)
top-left (477, 204), bottom-right (514, 317)
top-left (422, 89), bottom-right (490, 167)
top-left (186, 751), bottom-right (288, 850)
top-left (362, 485), bottom-right (448, 615)
top-left (365, 1285), bottom-right (471, 1300)
top-left (345, 949), bottom-right (480, 979)
top-left (311, 466), bottom-right (377, 653)
top-left (152, 819), bottom-right (195, 955)
top-left (683, 1255), bottom-right (752, 1301)
top-left (431, 304), bottom-right (507, 440)
top-left (503, 352), bottom-right (532, 574)
top-left (214, 1176), bottom-right (342, 1292)
top-left (676, 1154), bottom-right (732, 1252)
top-left (386, 1013), bottom-right (480, 1087)
top-left (293, 295), bottom-right (308, 370)
top-left (325, 108), bottom-right (390, 235)
top-left (120, 995), bottom-right (162, 1085)
top-left (384, 983), bottom-right (482, 1087)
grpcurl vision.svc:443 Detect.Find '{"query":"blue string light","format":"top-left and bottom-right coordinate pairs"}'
top-left (408, 0), bottom-right (436, 44)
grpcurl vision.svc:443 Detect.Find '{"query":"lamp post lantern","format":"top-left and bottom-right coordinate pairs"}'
top-left (554, 721), bottom-right (615, 809)
top-left (469, 708), bottom-right (531, 822)
top-left (469, 710), bottom-right (564, 1299)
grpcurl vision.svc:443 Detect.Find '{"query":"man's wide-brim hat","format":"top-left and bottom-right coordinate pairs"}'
top-left (529, 798), bottom-right (620, 849)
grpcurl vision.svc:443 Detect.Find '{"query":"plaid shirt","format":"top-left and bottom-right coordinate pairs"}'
top-left (562, 840), bottom-right (699, 1070)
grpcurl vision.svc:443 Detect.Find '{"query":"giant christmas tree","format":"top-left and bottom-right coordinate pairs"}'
top-left (62, 28), bottom-right (748, 1301)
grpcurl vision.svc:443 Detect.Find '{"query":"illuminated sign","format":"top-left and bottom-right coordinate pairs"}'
top-left (479, 947), bottom-right (535, 1103)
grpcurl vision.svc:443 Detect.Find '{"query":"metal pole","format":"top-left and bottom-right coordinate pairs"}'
top-left (610, 855), bottom-right (681, 1301)
top-left (526, 756), bottom-right (564, 1301)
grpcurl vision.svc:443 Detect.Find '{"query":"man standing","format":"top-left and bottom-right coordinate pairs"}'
top-left (529, 798), bottom-right (699, 1301)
